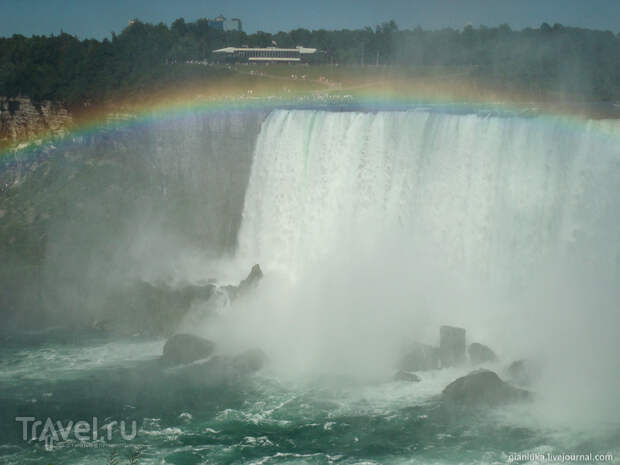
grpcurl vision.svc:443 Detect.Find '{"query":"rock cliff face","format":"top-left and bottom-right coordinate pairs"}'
top-left (0, 97), bottom-right (72, 147)
top-left (0, 107), bottom-right (266, 332)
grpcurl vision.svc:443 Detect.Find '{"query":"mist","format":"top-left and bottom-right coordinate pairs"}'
top-left (178, 109), bottom-right (620, 434)
top-left (0, 110), bottom-right (265, 331)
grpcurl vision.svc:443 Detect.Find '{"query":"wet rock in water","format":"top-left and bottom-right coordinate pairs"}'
top-left (162, 333), bottom-right (215, 366)
top-left (439, 325), bottom-right (466, 368)
top-left (105, 264), bottom-right (263, 337)
top-left (442, 369), bottom-right (531, 406)
top-left (468, 342), bottom-right (498, 365)
top-left (239, 264), bottom-right (263, 292)
top-left (110, 280), bottom-right (217, 336)
top-left (505, 359), bottom-right (541, 387)
top-left (233, 348), bottom-right (268, 374)
top-left (169, 355), bottom-right (236, 387)
top-left (224, 264), bottom-right (264, 299)
top-left (393, 370), bottom-right (421, 382)
top-left (398, 341), bottom-right (441, 371)
top-left (172, 350), bottom-right (267, 387)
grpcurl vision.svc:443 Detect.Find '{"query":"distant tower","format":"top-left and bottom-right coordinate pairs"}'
top-left (208, 15), bottom-right (225, 31)
top-left (208, 15), bottom-right (242, 32)
top-left (228, 18), bottom-right (243, 32)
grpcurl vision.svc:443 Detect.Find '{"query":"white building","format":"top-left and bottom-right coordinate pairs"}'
top-left (213, 46), bottom-right (318, 63)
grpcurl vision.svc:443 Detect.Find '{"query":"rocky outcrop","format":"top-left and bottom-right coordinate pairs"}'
top-left (170, 350), bottom-right (267, 387)
top-left (398, 325), bottom-right (467, 372)
top-left (162, 333), bottom-right (215, 366)
top-left (224, 264), bottom-right (263, 299)
top-left (232, 348), bottom-right (268, 374)
top-left (439, 325), bottom-right (466, 367)
top-left (0, 97), bottom-right (72, 147)
top-left (240, 263), bottom-right (263, 288)
top-left (398, 341), bottom-right (440, 371)
top-left (100, 264), bottom-right (264, 337)
top-left (468, 342), bottom-right (497, 365)
top-left (505, 359), bottom-right (541, 387)
top-left (442, 369), bottom-right (530, 406)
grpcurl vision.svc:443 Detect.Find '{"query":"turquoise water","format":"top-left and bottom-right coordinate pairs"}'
top-left (0, 332), bottom-right (618, 465)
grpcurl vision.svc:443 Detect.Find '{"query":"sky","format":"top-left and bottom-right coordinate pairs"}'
top-left (0, 0), bottom-right (619, 39)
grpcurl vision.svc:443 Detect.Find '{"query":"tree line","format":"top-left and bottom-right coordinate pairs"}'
top-left (1, 18), bottom-right (619, 107)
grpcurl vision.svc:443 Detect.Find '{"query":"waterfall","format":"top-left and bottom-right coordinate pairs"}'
top-left (237, 110), bottom-right (620, 281)
top-left (228, 109), bottom-right (620, 409)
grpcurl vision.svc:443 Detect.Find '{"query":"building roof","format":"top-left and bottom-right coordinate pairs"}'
top-left (213, 46), bottom-right (317, 54)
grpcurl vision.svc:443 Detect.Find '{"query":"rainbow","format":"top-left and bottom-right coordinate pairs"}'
top-left (2, 77), bottom-right (620, 169)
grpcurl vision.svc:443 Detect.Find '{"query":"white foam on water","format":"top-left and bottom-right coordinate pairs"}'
top-left (0, 339), bottom-right (165, 382)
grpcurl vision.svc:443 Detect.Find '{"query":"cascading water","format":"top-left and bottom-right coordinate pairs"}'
top-left (237, 110), bottom-right (620, 280)
top-left (224, 109), bottom-right (620, 428)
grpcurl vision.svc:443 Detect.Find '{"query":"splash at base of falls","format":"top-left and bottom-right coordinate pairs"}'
top-left (219, 109), bottom-right (620, 428)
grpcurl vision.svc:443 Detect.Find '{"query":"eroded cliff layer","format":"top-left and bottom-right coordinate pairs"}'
top-left (0, 97), bottom-right (72, 147)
